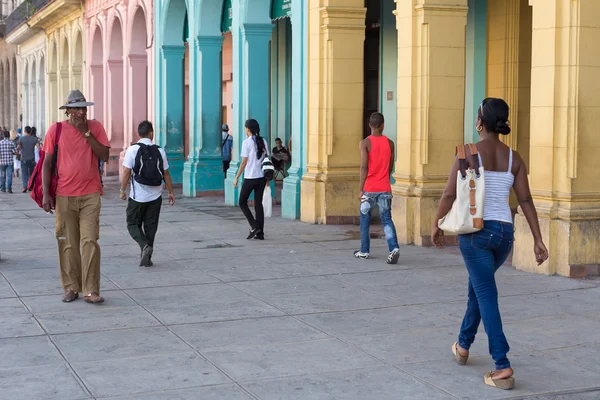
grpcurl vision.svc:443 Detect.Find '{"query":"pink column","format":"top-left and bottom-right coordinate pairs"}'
top-left (129, 54), bottom-right (148, 135)
top-left (107, 59), bottom-right (124, 175)
top-left (89, 65), bottom-right (104, 124)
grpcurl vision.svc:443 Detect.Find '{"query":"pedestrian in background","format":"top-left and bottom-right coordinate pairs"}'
top-left (120, 120), bottom-right (175, 267)
top-left (221, 124), bottom-right (233, 179)
top-left (0, 131), bottom-right (16, 193)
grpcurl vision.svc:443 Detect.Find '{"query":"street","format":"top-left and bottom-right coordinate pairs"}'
top-left (1, 178), bottom-right (600, 400)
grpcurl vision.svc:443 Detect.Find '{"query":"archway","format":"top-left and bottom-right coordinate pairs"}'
top-left (159, 0), bottom-right (188, 183)
top-left (22, 62), bottom-right (29, 126)
top-left (11, 57), bottom-right (17, 129)
top-left (108, 16), bottom-right (125, 159)
top-left (48, 41), bottom-right (58, 123)
top-left (90, 27), bottom-right (104, 124)
top-left (0, 63), bottom-right (4, 125)
top-left (30, 59), bottom-right (37, 129)
top-left (60, 38), bottom-right (70, 111)
top-left (73, 32), bottom-right (83, 91)
top-left (129, 7), bottom-right (149, 143)
top-left (38, 56), bottom-right (46, 136)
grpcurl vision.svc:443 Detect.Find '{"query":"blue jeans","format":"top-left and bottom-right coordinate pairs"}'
top-left (0, 164), bottom-right (14, 191)
top-left (458, 221), bottom-right (514, 370)
top-left (360, 191), bottom-right (399, 253)
top-left (21, 159), bottom-right (36, 189)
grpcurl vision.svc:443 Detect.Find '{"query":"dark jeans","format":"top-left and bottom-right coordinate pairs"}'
top-left (360, 191), bottom-right (399, 253)
top-left (458, 221), bottom-right (514, 370)
top-left (239, 177), bottom-right (267, 232)
top-left (126, 196), bottom-right (162, 251)
top-left (223, 160), bottom-right (230, 179)
top-left (21, 159), bottom-right (36, 189)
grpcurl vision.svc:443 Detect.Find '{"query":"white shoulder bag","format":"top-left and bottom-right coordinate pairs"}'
top-left (438, 144), bottom-right (485, 234)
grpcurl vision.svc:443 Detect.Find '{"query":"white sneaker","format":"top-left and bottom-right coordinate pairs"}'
top-left (387, 248), bottom-right (400, 264)
top-left (354, 250), bottom-right (370, 259)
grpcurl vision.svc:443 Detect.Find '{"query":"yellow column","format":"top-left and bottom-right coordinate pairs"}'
top-left (392, 0), bottom-right (469, 246)
top-left (301, 0), bottom-right (366, 224)
top-left (513, 0), bottom-right (600, 278)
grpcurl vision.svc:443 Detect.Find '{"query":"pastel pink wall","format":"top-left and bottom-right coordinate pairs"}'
top-left (222, 33), bottom-right (233, 133)
top-left (84, 0), bottom-right (154, 176)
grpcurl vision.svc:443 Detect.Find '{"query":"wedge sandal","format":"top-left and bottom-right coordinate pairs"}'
top-left (484, 371), bottom-right (515, 390)
top-left (452, 342), bottom-right (468, 365)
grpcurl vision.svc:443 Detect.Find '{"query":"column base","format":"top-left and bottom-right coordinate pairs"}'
top-left (513, 213), bottom-right (600, 278)
top-left (391, 182), bottom-right (457, 247)
top-left (300, 172), bottom-right (359, 224)
top-left (224, 163), bottom-right (241, 206)
top-left (105, 148), bottom-right (123, 176)
top-left (182, 157), bottom-right (224, 197)
top-left (166, 151), bottom-right (185, 185)
top-left (281, 167), bottom-right (302, 219)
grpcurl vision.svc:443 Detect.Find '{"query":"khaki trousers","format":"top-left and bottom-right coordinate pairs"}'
top-left (55, 192), bottom-right (102, 295)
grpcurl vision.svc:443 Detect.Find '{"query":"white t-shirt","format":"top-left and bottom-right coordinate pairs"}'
top-left (241, 136), bottom-right (269, 179)
top-left (123, 138), bottom-right (170, 202)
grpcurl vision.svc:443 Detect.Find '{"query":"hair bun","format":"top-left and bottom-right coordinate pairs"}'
top-left (495, 120), bottom-right (511, 135)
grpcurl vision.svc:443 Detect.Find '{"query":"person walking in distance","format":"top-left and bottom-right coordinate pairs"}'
top-left (18, 126), bottom-right (39, 192)
top-left (354, 112), bottom-right (400, 264)
top-left (233, 119), bottom-right (269, 240)
top-left (432, 98), bottom-right (548, 389)
top-left (120, 121), bottom-right (175, 267)
top-left (221, 124), bottom-right (233, 179)
top-left (42, 90), bottom-right (110, 304)
top-left (0, 131), bottom-right (17, 193)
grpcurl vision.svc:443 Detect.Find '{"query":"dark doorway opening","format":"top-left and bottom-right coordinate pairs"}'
top-left (363, 0), bottom-right (381, 138)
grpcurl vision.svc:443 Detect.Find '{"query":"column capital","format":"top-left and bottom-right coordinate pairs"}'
top-left (194, 35), bottom-right (224, 50)
top-left (161, 45), bottom-right (186, 58)
top-left (241, 23), bottom-right (274, 37)
top-left (319, 6), bottom-right (366, 31)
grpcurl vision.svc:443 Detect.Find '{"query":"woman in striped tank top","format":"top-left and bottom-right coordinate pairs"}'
top-left (432, 98), bottom-right (548, 390)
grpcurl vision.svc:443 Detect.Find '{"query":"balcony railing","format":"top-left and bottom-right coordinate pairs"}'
top-left (5, 0), bottom-right (51, 37)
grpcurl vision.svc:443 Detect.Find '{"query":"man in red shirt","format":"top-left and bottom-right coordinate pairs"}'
top-left (355, 112), bottom-right (400, 264)
top-left (42, 90), bottom-right (110, 304)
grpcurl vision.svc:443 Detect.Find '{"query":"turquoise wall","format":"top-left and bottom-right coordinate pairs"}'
top-left (379, 0), bottom-right (397, 148)
top-left (464, 0), bottom-right (487, 144)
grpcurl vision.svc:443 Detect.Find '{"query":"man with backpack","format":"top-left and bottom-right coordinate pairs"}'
top-left (120, 120), bottom-right (175, 267)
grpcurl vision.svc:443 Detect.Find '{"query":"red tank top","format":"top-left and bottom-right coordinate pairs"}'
top-left (363, 135), bottom-right (392, 193)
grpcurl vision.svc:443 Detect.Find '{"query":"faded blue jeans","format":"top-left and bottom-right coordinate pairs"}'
top-left (0, 164), bottom-right (14, 191)
top-left (360, 191), bottom-right (399, 253)
top-left (458, 221), bottom-right (514, 370)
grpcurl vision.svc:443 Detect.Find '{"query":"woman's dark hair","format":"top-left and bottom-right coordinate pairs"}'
top-left (478, 98), bottom-right (511, 135)
top-left (245, 119), bottom-right (265, 159)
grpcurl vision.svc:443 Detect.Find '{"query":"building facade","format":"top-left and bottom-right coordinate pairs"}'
top-left (84, 0), bottom-right (154, 176)
top-left (0, 1), bottom-right (22, 131)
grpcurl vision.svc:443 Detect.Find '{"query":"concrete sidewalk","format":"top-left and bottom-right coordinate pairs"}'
top-left (1, 180), bottom-right (600, 400)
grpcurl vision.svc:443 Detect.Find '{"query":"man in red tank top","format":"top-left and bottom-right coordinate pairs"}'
top-left (355, 112), bottom-right (400, 264)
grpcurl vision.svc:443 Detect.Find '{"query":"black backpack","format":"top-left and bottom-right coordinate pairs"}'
top-left (132, 143), bottom-right (164, 186)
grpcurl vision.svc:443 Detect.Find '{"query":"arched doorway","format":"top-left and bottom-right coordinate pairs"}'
top-left (11, 57), bottom-right (18, 129)
top-left (30, 59), bottom-right (37, 128)
top-left (38, 56), bottom-right (46, 136)
top-left (22, 62), bottom-right (29, 127)
top-left (60, 38), bottom-right (70, 110)
top-left (129, 7), bottom-right (149, 142)
top-left (108, 16), bottom-right (125, 165)
top-left (90, 27), bottom-right (104, 124)
top-left (158, 0), bottom-right (188, 183)
top-left (73, 32), bottom-right (83, 91)
top-left (48, 41), bottom-right (58, 123)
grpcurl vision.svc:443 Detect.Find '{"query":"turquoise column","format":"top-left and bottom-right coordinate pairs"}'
top-left (281, 0), bottom-right (307, 219)
top-left (224, 22), bottom-right (274, 205)
top-left (160, 45), bottom-right (186, 183)
top-left (183, 35), bottom-right (224, 196)
top-left (465, 0), bottom-right (487, 144)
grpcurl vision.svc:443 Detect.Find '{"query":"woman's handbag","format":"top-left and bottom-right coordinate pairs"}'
top-left (438, 144), bottom-right (485, 234)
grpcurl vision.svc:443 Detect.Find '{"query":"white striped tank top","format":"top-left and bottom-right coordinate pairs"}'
top-left (478, 149), bottom-right (514, 224)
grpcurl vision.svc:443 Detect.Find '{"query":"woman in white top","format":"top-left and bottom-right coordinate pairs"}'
top-left (234, 119), bottom-right (269, 240)
top-left (432, 98), bottom-right (548, 390)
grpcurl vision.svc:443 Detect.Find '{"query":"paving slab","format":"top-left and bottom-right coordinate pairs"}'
top-left (2, 179), bottom-right (600, 399)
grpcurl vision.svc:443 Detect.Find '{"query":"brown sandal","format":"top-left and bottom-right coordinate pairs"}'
top-left (484, 371), bottom-right (515, 390)
top-left (452, 342), bottom-right (468, 365)
top-left (84, 292), bottom-right (105, 304)
top-left (62, 290), bottom-right (79, 303)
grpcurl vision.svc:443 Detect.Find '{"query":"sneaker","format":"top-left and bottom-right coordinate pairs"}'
top-left (354, 250), bottom-right (370, 259)
top-left (254, 233), bottom-right (265, 240)
top-left (140, 245), bottom-right (153, 267)
top-left (7, 190), bottom-right (12, 194)
top-left (387, 248), bottom-right (400, 264)
top-left (247, 227), bottom-right (260, 240)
